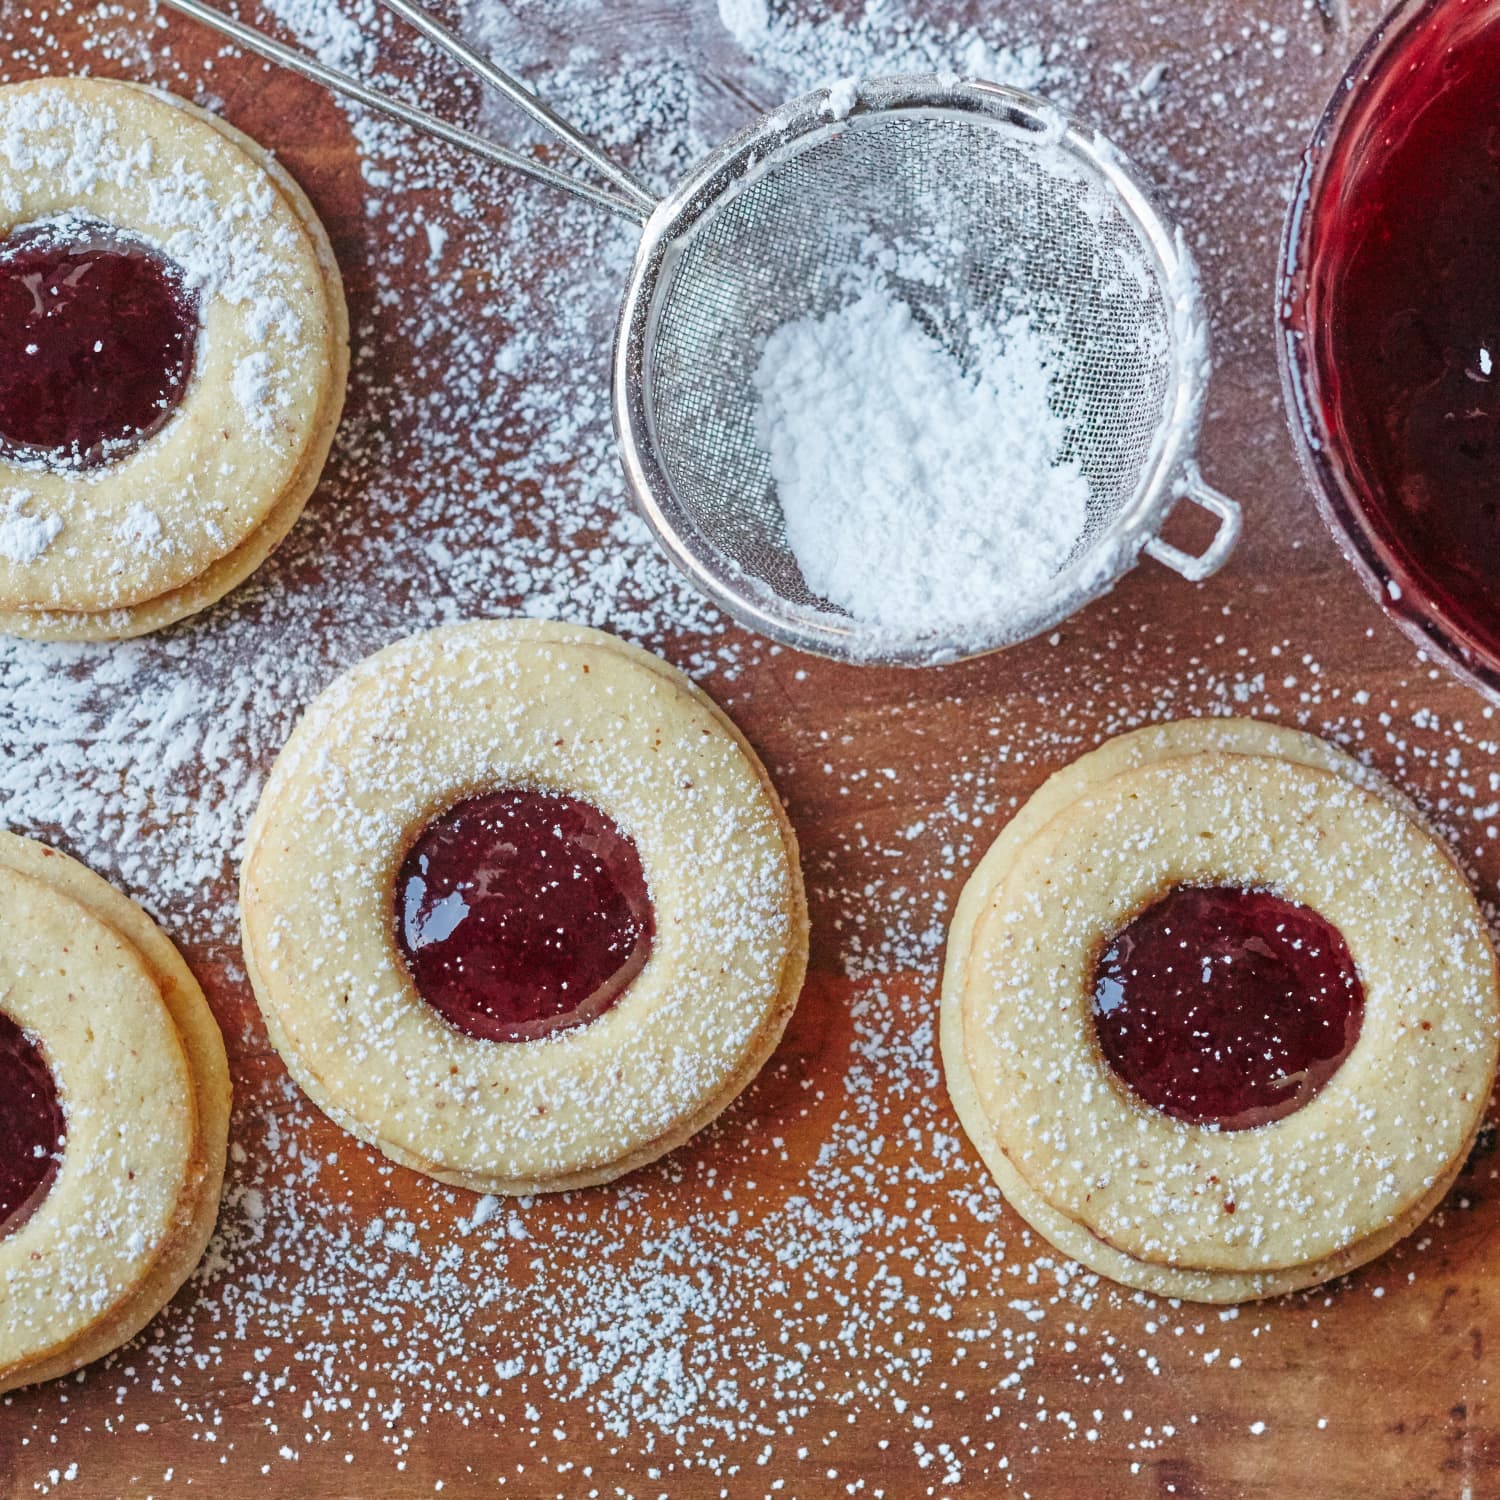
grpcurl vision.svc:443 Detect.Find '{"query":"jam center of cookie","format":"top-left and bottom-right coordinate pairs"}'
top-left (0, 222), bottom-right (198, 466)
top-left (396, 789), bottom-right (654, 1044)
top-left (0, 1011), bottom-right (65, 1237)
top-left (1091, 886), bottom-right (1363, 1131)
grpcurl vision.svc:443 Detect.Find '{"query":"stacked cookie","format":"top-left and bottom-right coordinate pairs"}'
top-left (0, 832), bottom-right (230, 1393)
top-left (943, 719), bottom-right (1500, 1302)
top-left (0, 78), bottom-right (348, 639)
top-left (241, 620), bottom-right (810, 1194)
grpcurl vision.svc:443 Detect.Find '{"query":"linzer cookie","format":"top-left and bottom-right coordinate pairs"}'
top-left (0, 831), bottom-right (230, 1393)
top-left (0, 77), bottom-right (348, 639)
top-left (942, 719), bottom-right (1499, 1302)
top-left (240, 618), bottom-right (809, 1194)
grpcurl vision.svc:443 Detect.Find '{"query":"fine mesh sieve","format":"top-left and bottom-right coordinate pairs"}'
top-left (618, 78), bottom-right (1240, 661)
top-left (168, 2), bottom-right (1241, 666)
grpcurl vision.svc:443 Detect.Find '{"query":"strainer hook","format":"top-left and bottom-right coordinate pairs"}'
top-left (1144, 465), bottom-right (1243, 583)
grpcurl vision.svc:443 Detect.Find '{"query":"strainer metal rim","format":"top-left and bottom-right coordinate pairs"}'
top-left (612, 74), bottom-right (1219, 666)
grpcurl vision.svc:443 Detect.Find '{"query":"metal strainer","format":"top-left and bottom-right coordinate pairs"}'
top-left (169, 0), bottom-right (1242, 665)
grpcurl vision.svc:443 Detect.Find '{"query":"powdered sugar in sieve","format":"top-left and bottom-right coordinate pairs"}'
top-left (750, 280), bottom-right (1092, 645)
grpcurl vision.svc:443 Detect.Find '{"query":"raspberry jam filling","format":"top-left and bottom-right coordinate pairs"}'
top-left (0, 221), bottom-right (198, 467)
top-left (395, 789), bottom-right (654, 1044)
top-left (0, 1011), bottom-right (65, 1237)
top-left (1091, 886), bottom-right (1363, 1131)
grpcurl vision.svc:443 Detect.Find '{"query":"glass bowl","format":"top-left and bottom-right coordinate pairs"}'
top-left (1278, 0), bottom-right (1500, 701)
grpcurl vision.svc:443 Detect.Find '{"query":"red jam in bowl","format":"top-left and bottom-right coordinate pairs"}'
top-left (1297, 0), bottom-right (1500, 666)
top-left (0, 221), bottom-right (197, 466)
top-left (1092, 885), bottom-right (1363, 1131)
top-left (395, 789), bottom-right (654, 1044)
top-left (0, 1011), bottom-right (65, 1237)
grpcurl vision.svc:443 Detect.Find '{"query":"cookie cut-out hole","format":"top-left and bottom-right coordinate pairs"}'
top-left (0, 219), bottom-right (198, 467)
top-left (0, 1010), bottom-right (65, 1237)
top-left (1091, 885), bottom-right (1364, 1130)
top-left (394, 789), bottom-right (655, 1044)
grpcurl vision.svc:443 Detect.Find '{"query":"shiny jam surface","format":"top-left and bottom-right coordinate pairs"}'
top-left (1091, 886), bottom-right (1363, 1131)
top-left (0, 1010), bottom-right (65, 1236)
top-left (395, 789), bottom-right (654, 1044)
top-left (1309, 1), bottom-right (1500, 661)
top-left (0, 222), bottom-right (197, 465)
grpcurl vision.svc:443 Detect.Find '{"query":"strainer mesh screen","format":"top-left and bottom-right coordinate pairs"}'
top-left (642, 113), bottom-right (1175, 620)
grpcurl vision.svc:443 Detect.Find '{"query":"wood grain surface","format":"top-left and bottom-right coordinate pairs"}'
top-left (3, 0), bottom-right (1499, 1496)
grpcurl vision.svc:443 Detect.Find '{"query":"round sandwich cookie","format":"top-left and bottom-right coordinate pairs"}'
top-left (241, 618), bottom-right (810, 1194)
top-left (942, 719), bottom-right (1499, 1302)
top-left (0, 76), bottom-right (348, 640)
top-left (0, 832), bottom-right (231, 1392)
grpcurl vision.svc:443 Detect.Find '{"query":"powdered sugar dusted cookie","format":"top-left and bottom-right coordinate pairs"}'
top-left (0, 835), bottom-right (231, 1393)
top-left (0, 831), bottom-right (231, 1390)
top-left (0, 77), bottom-right (347, 638)
top-left (943, 719), bottom-right (1499, 1301)
top-left (241, 618), bottom-right (809, 1194)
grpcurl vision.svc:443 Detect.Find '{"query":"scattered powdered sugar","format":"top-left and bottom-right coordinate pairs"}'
top-left (717, 0), bottom-right (771, 49)
top-left (230, 350), bottom-right (283, 441)
top-left (0, 89), bottom-right (153, 207)
top-left (0, 490), bottom-right (62, 563)
top-left (754, 286), bottom-right (1088, 637)
top-left (115, 500), bottom-right (164, 555)
top-left (823, 73), bottom-right (859, 118)
top-left (715, 0), bottom-right (1049, 91)
top-left (464, 0), bottom-right (1053, 165)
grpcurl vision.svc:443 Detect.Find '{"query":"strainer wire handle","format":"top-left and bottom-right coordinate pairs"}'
top-left (1143, 464), bottom-right (1243, 583)
top-left (158, 0), bottom-right (654, 223)
top-left (375, 0), bottom-right (657, 217)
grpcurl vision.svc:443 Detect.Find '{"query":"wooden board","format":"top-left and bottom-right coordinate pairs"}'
top-left (5, 1), bottom-right (1500, 1495)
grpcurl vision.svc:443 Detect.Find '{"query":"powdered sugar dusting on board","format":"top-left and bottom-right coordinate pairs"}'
top-left (5, 0), bottom-right (1500, 1496)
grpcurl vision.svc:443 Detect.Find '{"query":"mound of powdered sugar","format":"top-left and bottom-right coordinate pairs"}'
top-left (753, 286), bottom-right (1089, 636)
